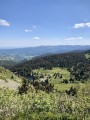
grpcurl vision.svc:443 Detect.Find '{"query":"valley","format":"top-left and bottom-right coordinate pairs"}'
top-left (1, 0), bottom-right (90, 119)
top-left (0, 49), bottom-right (90, 120)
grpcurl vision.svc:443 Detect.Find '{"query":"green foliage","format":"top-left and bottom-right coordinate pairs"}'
top-left (0, 87), bottom-right (90, 120)
top-left (45, 112), bottom-right (58, 120)
top-left (85, 54), bottom-right (90, 59)
top-left (85, 50), bottom-right (90, 59)
top-left (0, 75), bottom-right (7, 81)
top-left (32, 80), bottom-right (54, 92)
top-left (18, 78), bottom-right (30, 94)
top-left (70, 60), bottom-right (90, 82)
top-left (61, 79), bottom-right (68, 84)
top-left (0, 50), bottom-right (90, 119)
top-left (66, 86), bottom-right (77, 96)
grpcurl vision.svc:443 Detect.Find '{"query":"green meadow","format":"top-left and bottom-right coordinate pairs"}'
top-left (32, 67), bottom-right (88, 92)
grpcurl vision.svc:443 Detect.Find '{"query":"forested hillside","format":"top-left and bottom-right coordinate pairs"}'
top-left (11, 52), bottom-right (86, 76)
top-left (0, 60), bottom-right (16, 68)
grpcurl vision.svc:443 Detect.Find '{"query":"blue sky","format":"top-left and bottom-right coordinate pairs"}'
top-left (0, 0), bottom-right (90, 48)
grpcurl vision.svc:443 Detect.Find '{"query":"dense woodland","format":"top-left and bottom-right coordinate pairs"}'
top-left (70, 60), bottom-right (90, 83)
top-left (10, 52), bottom-right (86, 76)
top-left (10, 51), bottom-right (90, 84)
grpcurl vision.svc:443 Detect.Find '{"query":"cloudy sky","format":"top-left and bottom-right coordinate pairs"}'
top-left (0, 0), bottom-right (90, 48)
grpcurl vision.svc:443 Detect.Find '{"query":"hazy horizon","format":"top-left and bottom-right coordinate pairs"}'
top-left (0, 44), bottom-right (90, 49)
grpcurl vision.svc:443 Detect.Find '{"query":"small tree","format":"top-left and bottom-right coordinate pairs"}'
top-left (19, 78), bottom-right (29, 94)
top-left (66, 86), bottom-right (77, 96)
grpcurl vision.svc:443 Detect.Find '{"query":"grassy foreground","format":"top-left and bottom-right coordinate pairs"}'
top-left (0, 83), bottom-right (90, 120)
top-left (0, 67), bottom-right (90, 120)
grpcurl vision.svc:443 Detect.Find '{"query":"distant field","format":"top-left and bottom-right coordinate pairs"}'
top-left (33, 67), bottom-right (73, 91)
top-left (33, 67), bottom-right (70, 81)
top-left (33, 67), bottom-right (90, 93)
top-left (33, 67), bottom-right (70, 75)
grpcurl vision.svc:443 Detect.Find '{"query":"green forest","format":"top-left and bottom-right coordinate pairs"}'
top-left (0, 50), bottom-right (90, 120)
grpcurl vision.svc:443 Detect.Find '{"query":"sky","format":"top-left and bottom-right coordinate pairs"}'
top-left (0, 0), bottom-right (90, 48)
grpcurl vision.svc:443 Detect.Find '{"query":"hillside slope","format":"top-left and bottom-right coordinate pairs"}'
top-left (0, 67), bottom-right (22, 90)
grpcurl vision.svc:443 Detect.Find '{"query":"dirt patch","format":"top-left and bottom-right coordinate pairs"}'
top-left (0, 79), bottom-right (20, 90)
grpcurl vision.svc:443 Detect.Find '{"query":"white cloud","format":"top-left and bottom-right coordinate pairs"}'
top-left (0, 19), bottom-right (10, 26)
top-left (25, 29), bottom-right (32, 32)
top-left (33, 37), bottom-right (40, 40)
top-left (65, 37), bottom-right (83, 40)
top-left (32, 25), bottom-right (39, 28)
top-left (73, 23), bottom-right (85, 28)
top-left (73, 22), bottom-right (90, 28)
top-left (85, 22), bottom-right (90, 27)
top-left (32, 25), bottom-right (37, 28)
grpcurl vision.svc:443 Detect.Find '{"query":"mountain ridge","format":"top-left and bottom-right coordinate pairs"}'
top-left (0, 45), bottom-right (90, 57)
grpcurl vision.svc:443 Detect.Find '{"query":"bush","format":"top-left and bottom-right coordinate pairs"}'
top-left (45, 112), bottom-right (58, 120)
top-left (62, 79), bottom-right (68, 84)
top-left (66, 87), bottom-right (77, 96)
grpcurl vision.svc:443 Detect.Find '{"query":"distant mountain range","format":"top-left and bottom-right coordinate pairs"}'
top-left (0, 45), bottom-right (90, 57)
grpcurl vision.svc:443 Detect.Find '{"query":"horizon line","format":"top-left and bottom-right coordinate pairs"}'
top-left (0, 44), bottom-right (90, 49)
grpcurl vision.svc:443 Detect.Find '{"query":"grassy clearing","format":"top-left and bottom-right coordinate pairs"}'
top-left (54, 83), bottom-right (86, 92)
top-left (33, 67), bottom-right (75, 91)
top-left (33, 67), bottom-right (90, 93)
top-left (85, 54), bottom-right (90, 59)
top-left (33, 67), bottom-right (70, 79)
top-left (33, 67), bottom-right (70, 74)
top-left (33, 67), bottom-right (70, 82)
